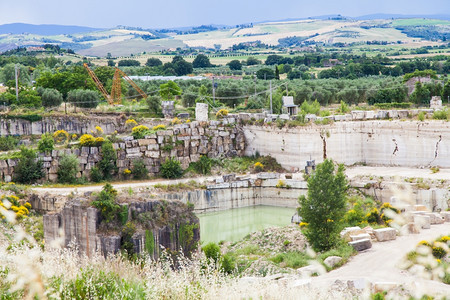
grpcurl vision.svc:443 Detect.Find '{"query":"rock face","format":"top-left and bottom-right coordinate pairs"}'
top-left (44, 198), bottom-right (200, 258)
top-left (349, 239), bottom-right (372, 251)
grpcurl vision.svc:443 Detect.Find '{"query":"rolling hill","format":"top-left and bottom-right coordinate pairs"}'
top-left (0, 15), bottom-right (449, 57)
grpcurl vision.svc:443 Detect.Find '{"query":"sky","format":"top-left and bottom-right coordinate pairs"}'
top-left (2, 0), bottom-right (450, 29)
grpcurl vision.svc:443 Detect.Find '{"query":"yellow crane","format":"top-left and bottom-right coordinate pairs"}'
top-left (84, 63), bottom-right (148, 105)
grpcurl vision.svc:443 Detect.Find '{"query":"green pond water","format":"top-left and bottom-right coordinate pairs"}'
top-left (197, 205), bottom-right (295, 244)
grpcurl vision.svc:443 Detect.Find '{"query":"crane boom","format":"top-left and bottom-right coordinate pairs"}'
top-left (83, 63), bottom-right (112, 104)
top-left (115, 68), bottom-right (148, 99)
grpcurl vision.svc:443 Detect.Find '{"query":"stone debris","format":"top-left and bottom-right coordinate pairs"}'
top-left (324, 256), bottom-right (342, 268)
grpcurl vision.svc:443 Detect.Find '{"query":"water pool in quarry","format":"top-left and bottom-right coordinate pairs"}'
top-left (197, 205), bottom-right (295, 244)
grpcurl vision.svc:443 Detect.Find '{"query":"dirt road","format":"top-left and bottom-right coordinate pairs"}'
top-left (312, 223), bottom-right (450, 295)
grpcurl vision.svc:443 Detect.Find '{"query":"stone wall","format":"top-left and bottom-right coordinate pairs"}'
top-left (244, 120), bottom-right (450, 170)
top-left (44, 198), bottom-right (199, 258)
top-left (0, 120), bottom-right (245, 182)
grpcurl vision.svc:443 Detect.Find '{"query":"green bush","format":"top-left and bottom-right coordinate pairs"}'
top-left (220, 253), bottom-right (236, 274)
top-left (131, 159), bottom-right (148, 180)
top-left (0, 136), bottom-right (19, 151)
top-left (202, 242), bottom-right (221, 262)
top-left (418, 111), bottom-right (425, 121)
top-left (300, 100), bottom-right (321, 115)
top-left (67, 89), bottom-right (100, 108)
top-left (192, 155), bottom-right (212, 175)
top-left (57, 154), bottom-right (79, 184)
top-left (146, 95), bottom-right (163, 117)
top-left (37, 133), bottom-right (54, 153)
top-left (160, 157), bottom-right (183, 179)
top-left (98, 140), bottom-right (117, 180)
top-left (41, 88), bottom-right (63, 107)
top-left (374, 102), bottom-right (412, 109)
top-left (91, 183), bottom-right (119, 223)
top-left (270, 251), bottom-right (309, 269)
top-left (432, 109), bottom-right (448, 120)
top-left (14, 147), bottom-right (44, 184)
top-left (90, 166), bottom-right (103, 182)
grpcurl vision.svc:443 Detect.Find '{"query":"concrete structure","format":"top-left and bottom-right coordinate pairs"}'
top-left (282, 96), bottom-right (298, 116)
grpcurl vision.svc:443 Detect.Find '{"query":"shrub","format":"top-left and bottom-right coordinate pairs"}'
top-left (14, 147), bottom-right (44, 184)
top-left (91, 183), bottom-right (119, 223)
top-left (41, 88), bottom-right (63, 107)
top-left (418, 111), bottom-right (425, 121)
top-left (298, 159), bottom-right (347, 251)
top-left (131, 159), bottom-right (148, 180)
top-left (171, 117), bottom-right (182, 125)
top-left (90, 166), bottom-right (103, 182)
top-left (95, 126), bottom-right (104, 135)
top-left (202, 242), bottom-right (221, 262)
top-left (152, 124), bottom-right (166, 131)
top-left (216, 109), bottom-right (229, 118)
top-left (220, 253), bottom-right (236, 274)
top-left (366, 208), bottom-right (380, 224)
top-left (192, 155), bottom-right (212, 175)
top-left (37, 133), bottom-right (54, 153)
top-left (254, 161), bottom-right (264, 172)
top-left (56, 154), bottom-right (79, 184)
top-left (53, 130), bottom-right (69, 144)
top-left (432, 109), bottom-right (448, 120)
top-left (160, 157), bottom-right (183, 179)
top-left (132, 125), bottom-right (150, 139)
top-left (338, 100), bottom-right (349, 113)
top-left (0, 136), bottom-right (19, 151)
top-left (432, 245), bottom-right (447, 259)
top-left (79, 134), bottom-right (96, 147)
top-left (125, 119), bottom-right (138, 127)
top-left (67, 89), bottom-right (100, 108)
top-left (146, 95), bottom-right (163, 117)
top-left (98, 140), bottom-right (117, 180)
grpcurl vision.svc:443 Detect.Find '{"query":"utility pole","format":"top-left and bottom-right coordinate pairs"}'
top-left (254, 73), bottom-right (257, 97)
top-left (269, 80), bottom-right (273, 114)
top-left (212, 76), bottom-right (216, 105)
top-left (14, 64), bottom-right (19, 103)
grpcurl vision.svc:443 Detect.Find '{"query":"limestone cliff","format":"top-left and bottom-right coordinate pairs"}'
top-left (44, 196), bottom-right (199, 258)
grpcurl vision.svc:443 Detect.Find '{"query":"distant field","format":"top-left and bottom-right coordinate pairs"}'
top-left (392, 18), bottom-right (450, 26)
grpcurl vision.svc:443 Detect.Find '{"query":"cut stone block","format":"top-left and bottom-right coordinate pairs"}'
top-left (414, 215), bottom-right (430, 229)
top-left (349, 239), bottom-right (372, 251)
top-left (440, 211), bottom-right (450, 222)
top-left (340, 226), bottom-right (361, 238)
top-left (374, 228), bottom-right (397, 242)
top-left (350, 233), bottom-right (371, 241)
top-left (414, 205), bottom-right (428, 211)
top-left (425, 213), bottom-right (444, 224)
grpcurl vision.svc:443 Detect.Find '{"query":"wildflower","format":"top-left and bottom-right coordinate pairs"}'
top-left (327, 219), bottom-right (334, 222)
top-left (53, 130), bottom-right (69, 143)
top-left (216, 109), bottom-right (229, 118)
top-left (152, 124), bottom-right (166, 131)
top-left (299, 222), bottom-right (309, 228)
top-left (123, 169), bottom-right (131, 175)
top-left (95, 126), bottom-right (104, 134)
top-left (94, 137), bottom-right (105, 146)
top-left (171, 117), bottom-right (182, 125)
top-left (79, 134), bottom-right (96, 147)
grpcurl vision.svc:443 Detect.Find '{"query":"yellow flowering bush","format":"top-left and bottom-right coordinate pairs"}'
top-left (71, 134), bottom-right (78, 140)
top-left (254, 161), bottom-right (264, 172)
top-left (132, 125), bottom-right (150, 139)
top-left (152, 124), bottom-right (166, 131)
top-left (299, 222), bottom-right (309, 228)
top-left (418, 240), bottom-right (431, 247)
top-left (186, 119), bottom-right (191, 123)
top-left (53, 129), bottom-right (69, 144)
top-left (171, 117), bottom-right (182, 125)
top-left (0, 197), bottom-right (32, 220)
top-left (95, 126), bottom-right (104, 135)
top-left (125, 119), bottom-right (138, 127)
top-left (79, 134), bottom-right (96, 147)
top-left (123, 169), bottom-right (131, 175)
top-left (95, 137), bottom-right (105, 146)
top-left (216, 109), bottom-right (229, 118)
